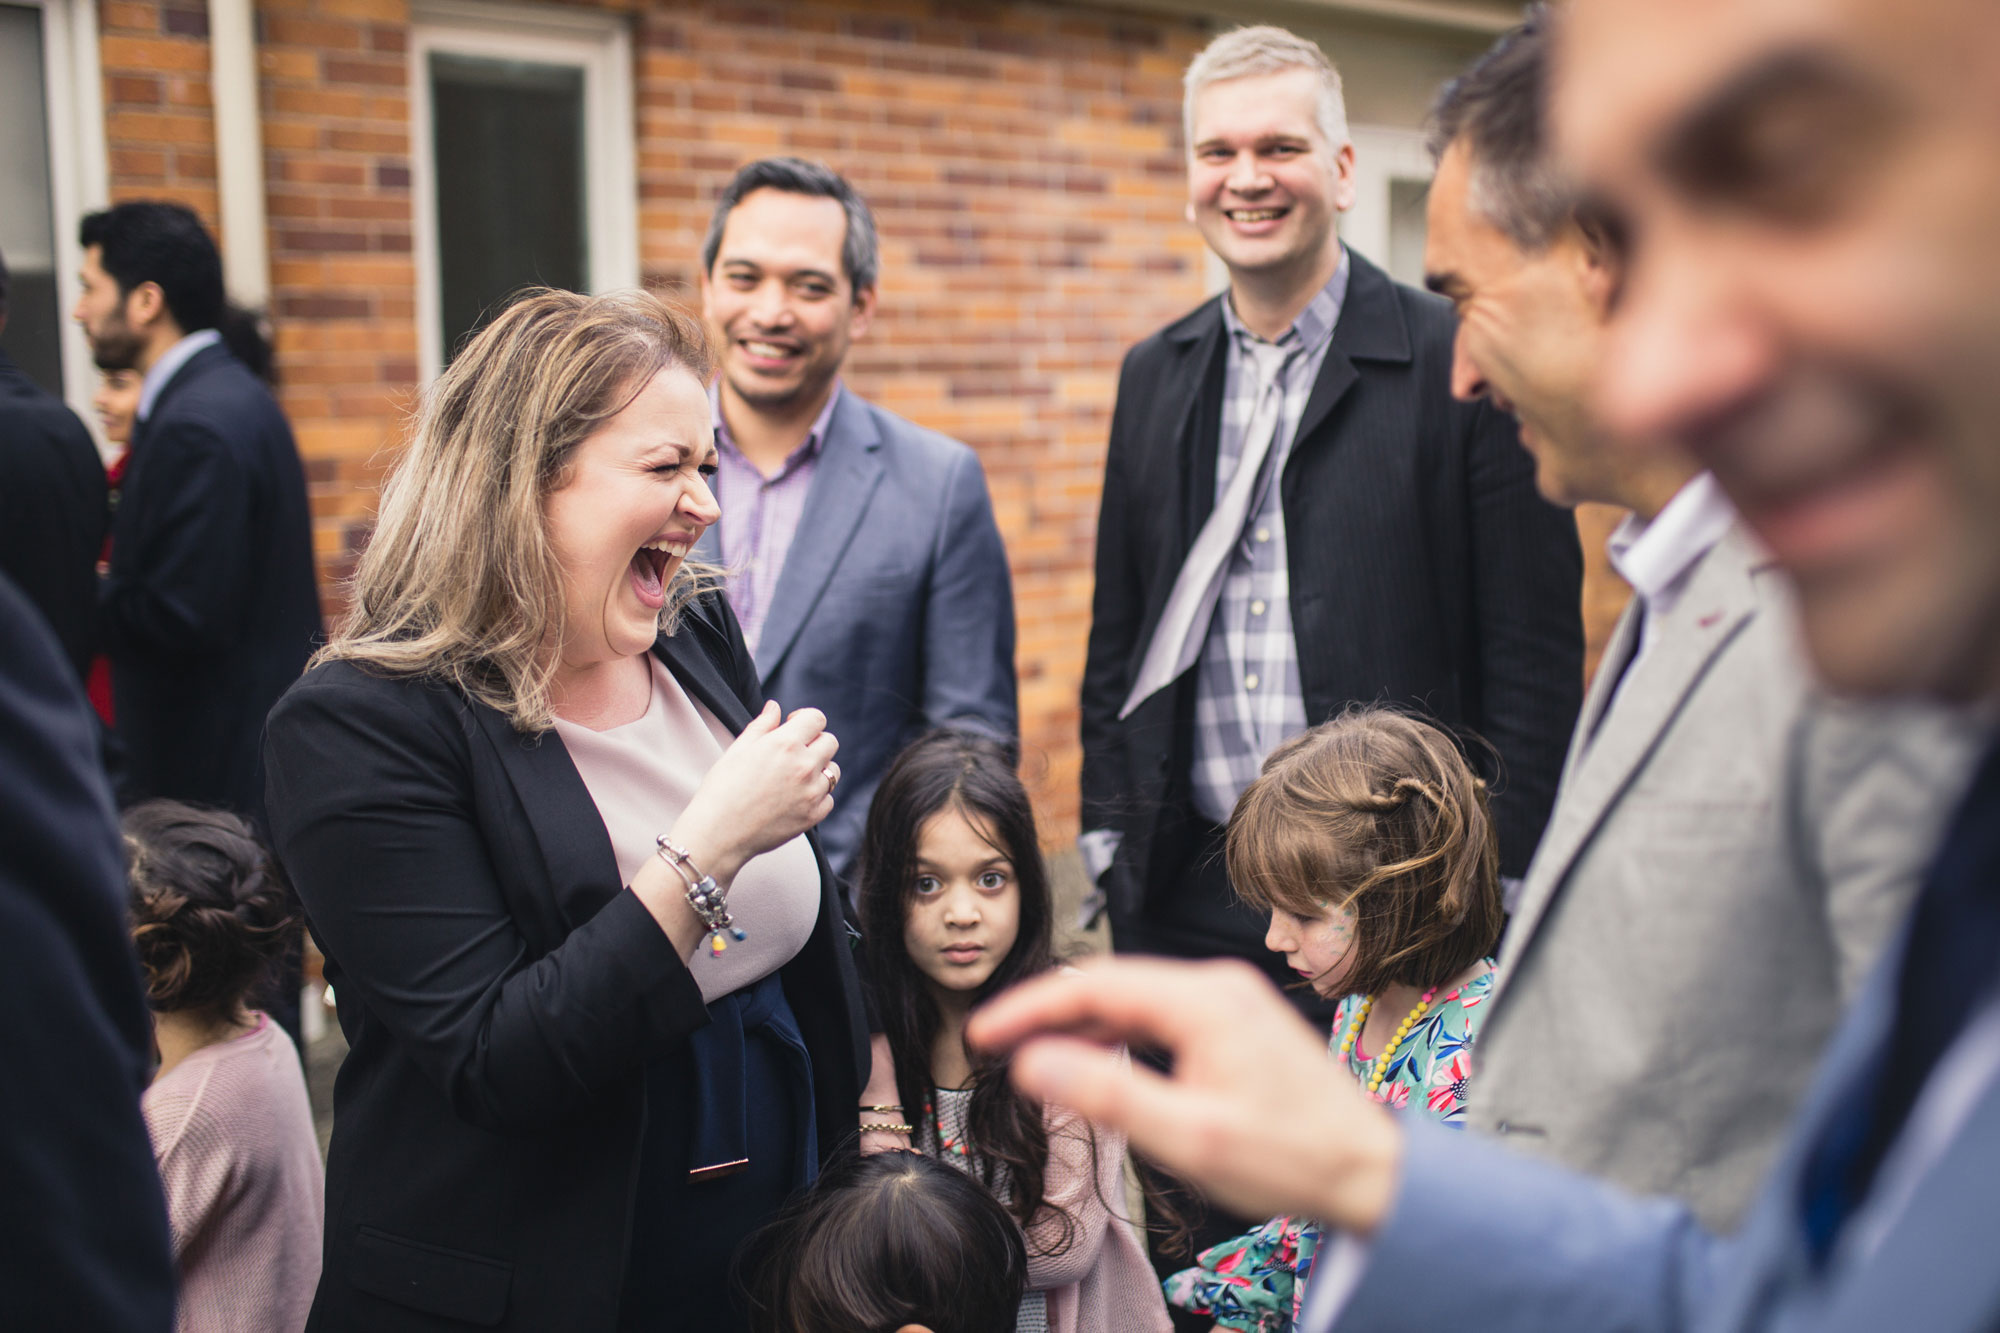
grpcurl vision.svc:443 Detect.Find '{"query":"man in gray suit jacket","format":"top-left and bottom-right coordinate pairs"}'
top-left (693, 158), bottom-right (1017, 879)
top-left (963, 0), bottom-right (2000, 1328)
top-left (1423, 11), bottom-right (1973, 1231)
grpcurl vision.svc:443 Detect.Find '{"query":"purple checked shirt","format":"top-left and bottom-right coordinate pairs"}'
top-left (710, 381), bottom-right (843, 662)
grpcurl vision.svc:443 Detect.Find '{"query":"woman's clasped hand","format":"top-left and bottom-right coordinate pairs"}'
top-left (672, 700), bottom-right (840, 886)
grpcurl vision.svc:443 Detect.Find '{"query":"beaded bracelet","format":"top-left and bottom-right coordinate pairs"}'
top-left (655, 835), bottom-right (746, 956)
top-left (859, 1122), bottom-right (915, 1136)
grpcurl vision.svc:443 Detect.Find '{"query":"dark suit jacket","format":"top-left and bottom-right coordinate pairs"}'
top-left (1081, 250), bottom-right (1583, 918)
top-left (263, 591), bottom-right (869, 1332)
top-left (695, 389), bottom-right (1018, 877)
top-left (103, 340), bottom-right (319, 818)
top-left (0, 350), bottom-right (108, 680)
top-left (0, 573), bottom-right (174, 1331)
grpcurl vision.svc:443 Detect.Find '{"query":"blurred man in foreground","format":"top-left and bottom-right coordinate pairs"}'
top-left (973, 0), bottom-right (2000, 1327)
top-left (0, 247), bottom-right (107, 683)
top-left (0, 570), bottom-right (174, 1329)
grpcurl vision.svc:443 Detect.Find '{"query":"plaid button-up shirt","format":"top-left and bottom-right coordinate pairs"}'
top-left (1190, 253), bottom-right (1350, 824)
top-left (711, 382), bottom-right (843, 662)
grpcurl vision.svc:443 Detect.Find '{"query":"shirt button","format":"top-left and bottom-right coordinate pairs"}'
top-left (1245, 673), bottom-right (1260, 691)
top-left (1250, 599), bottom-right (1266, 616)
top-left (1255, 527), bottom-right (1270, 543)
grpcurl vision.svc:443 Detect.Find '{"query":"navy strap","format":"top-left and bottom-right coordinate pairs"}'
top-left (685, 971), bottom-right (818, 1188)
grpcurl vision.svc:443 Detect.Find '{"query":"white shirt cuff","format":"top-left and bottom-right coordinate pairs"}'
top-left (1301, 1231), bottom-right (1372, 1332)
top-left (1077, 828), bottom-right (1122, 885)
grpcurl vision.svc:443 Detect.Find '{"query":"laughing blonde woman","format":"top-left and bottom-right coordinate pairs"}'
top-left (263, 289), bottom-right (871, 1332)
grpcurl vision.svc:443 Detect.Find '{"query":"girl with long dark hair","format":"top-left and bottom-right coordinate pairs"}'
top-left (856, 730), bottom-right (1168, 1333)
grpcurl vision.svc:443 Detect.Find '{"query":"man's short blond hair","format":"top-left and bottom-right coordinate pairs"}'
top-left (1183, 25), bottom-right (1349, 153)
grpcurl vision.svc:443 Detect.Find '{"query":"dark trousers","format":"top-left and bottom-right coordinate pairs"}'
top-left (1110, 816), bottom-right (1338, 1331)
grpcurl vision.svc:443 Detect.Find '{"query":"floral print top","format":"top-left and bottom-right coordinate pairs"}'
top-left (1162, 962), bottom-right (1498, 1332)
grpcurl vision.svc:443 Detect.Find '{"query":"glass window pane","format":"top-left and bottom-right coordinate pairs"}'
top-left (0, 3), bottom-right (65, 395)
top-left (429, 52), bottom-right (586, 362)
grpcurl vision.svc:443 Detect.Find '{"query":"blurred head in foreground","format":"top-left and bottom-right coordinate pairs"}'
top-left (1555, 0), bottom-right (2000, 702)
top-left (738, 1151), bottom-right (1027, 1333)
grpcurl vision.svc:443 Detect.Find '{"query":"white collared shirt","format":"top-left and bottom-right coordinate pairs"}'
top-left (137, 327), bottom-right (223, 424)
top-left (1604, 470), bottom-right (1739, 674)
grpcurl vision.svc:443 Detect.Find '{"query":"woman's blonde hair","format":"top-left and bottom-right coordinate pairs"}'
top-left (1227, 705), bottom-right (1501, 997)
top-left (317, 287), bottom-right (716, 731)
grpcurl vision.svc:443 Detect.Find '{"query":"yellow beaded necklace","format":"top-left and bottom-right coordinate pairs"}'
top-left (1337, 985), bottom-right (1438, 1097)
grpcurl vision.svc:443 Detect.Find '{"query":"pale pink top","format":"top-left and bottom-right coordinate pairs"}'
top-left (1033, 1060), bottom-right (1174, 1333)
top-left (141, 1013), bottom-right (324, 1333)
top-left (552, 655), bottom-right (820, 1003)
top-left (932, 1039), bottom-right (1172, 1333)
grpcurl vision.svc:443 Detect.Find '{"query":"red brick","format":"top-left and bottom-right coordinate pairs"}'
top-left (277, 228), bottom-right (372, 253)
top-left (262, 15), bottom-right (365, 49)
top-left (108, 74), bottom-right (163, 105)
top-left (110, 146), bottom-right (169, 179)
top-left (322, 55), bottom-right (405, 87)
top-left (101, 34), bottom-right (208, 72)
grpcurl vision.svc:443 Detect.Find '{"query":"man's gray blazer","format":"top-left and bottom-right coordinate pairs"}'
top-left (695, 390), bottom-right (1018, 877)
top-left (1471, 519), bottom-right (1972, 1228)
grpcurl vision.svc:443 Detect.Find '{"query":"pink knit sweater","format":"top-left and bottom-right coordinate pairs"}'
top-left (142, 1014), bottom-right (325, 1333)
top-left (1032, 1082), bottom-right (1173, 1333)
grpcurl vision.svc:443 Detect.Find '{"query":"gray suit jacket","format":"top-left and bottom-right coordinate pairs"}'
top-left (1471, 521), bottom-right (1972, 1228)
top-left (696, 390), bottom-right (1018, 876)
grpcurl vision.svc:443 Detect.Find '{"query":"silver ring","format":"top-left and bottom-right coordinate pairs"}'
top-left (823, 764), bottom-right (839, 791)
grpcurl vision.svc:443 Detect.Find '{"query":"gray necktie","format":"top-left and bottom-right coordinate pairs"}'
top-left (1120, 339), bottom-right (1293, 720)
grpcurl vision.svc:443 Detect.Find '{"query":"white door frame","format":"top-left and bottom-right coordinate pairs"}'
top-left (1343, 124), bottom-right (1434, 284)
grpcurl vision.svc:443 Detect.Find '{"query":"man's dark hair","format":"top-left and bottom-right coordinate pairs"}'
top-left (1427, 5), bottom-right (1572, 250)
top-left (700, 157), bottom-right (879, 294)
top-left (78, 201), bottom-right (226, 334)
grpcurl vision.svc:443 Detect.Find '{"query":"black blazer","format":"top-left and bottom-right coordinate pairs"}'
top-left (103, 340), bottom-right (320, 818)
top-left (263, 592), bottom-right (869, 1332)
top-left (0, 573), bottom-right (174, 1331)
top-left (1081, 250), bottom-right (1584, 912)
top-left (0, 350), bottom-right (108, 680)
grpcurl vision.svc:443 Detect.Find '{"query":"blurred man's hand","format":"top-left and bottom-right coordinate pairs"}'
top-left (967, 956), bottom-right (1404, 1231)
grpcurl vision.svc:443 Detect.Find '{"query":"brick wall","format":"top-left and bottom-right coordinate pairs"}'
top-left (100, 0), bottom-right (420, 593)
top-left (256, 0), bottom-right (419, 587)
top-left (101, 0), bottom-right (220, 220)
top-left (94, 0), bottom-right (1624, 849)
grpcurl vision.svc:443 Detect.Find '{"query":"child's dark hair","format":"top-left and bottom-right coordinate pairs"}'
top-left (737, 1151), bottom-right (1027, 1333)
top-left (1228, 705), bottom-right (1502, 998)
top-left (855, 730), bottom-right (1066, 1243)
top-left (123, 800), bottom-right (300, 1016)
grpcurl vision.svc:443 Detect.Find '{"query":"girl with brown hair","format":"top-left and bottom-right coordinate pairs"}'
top-left (1165, 705), bottom-right (1504, 1331)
